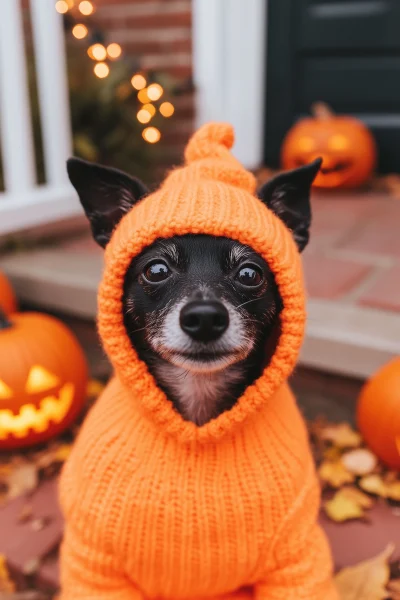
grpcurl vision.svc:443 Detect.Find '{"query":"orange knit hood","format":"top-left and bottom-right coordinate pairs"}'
top-left (97, 122), bottom-right (306, 444)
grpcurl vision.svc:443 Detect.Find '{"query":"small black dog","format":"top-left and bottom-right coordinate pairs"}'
top-left (68, 157), bottom-right (320, 425)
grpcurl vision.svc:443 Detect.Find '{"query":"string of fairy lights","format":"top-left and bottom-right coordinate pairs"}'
top-left (55, 0), bottom-right (175, 143)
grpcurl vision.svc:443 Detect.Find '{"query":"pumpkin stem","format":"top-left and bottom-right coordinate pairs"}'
top-left (311, 102), bottom-right (334, 120)
top-left (0, 308), bottom-right (12, 330)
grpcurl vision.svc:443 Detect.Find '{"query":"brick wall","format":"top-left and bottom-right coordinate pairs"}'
top-left (94, 0), bottom-right (194, 163)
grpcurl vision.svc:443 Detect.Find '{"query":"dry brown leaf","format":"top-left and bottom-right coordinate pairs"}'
top-left (335, 543), bottom-right (394, 600)
top-left (7, 463), bottom-right (38, 500)
top-left (319, 460), bottom-right (355, 488)
top-left (341, 448), bottom-right (378, 476)
top-left (387, 579), bottom-right (400, 600)
top-left (359, 474), bottom-right (388, 498)
top-left (0, 554), bottom-right (15, 593)
top-left (324, 487), bottom-right (373, 522)
top-left (324, 446), bottom-right (343, 461)
top-left (321, 423), bottom-right (362, 449)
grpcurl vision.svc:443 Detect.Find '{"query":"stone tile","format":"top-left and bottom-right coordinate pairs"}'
top-left (358, 264), bottom-right (400, 312)
top-left (339, 199), bottom-right (400, 257)
top-left (309, 194), bottom-right (381, 250)
top-left (302, 252), bottom-right (372, 299)
top-left (320, 499), bottom-right (400, 570)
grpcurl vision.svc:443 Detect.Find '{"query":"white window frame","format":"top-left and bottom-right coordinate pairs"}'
top-left (192, 0), bottom-right (267, 169)
top-left (0, 0), bottom-right (80, 236)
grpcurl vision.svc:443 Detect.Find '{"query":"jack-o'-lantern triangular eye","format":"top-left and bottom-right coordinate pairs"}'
top-left (25, 366), bottom-right (60, 394)
top-left (0, 379), bottom-right (13, 400)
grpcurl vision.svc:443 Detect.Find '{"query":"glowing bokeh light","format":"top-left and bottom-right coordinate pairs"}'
top-left (131, 74), bottom-right (147, 90)
top-left (94, 62), bottom-right (110, 78)
top-left (142, 127), bottom-right (161, 144)
top-left (147, 83), bottom-right (163, 101)
top-left (159, 102), bottom-right (174, 117)
top-left (72, 24), bottom-right (88, 39)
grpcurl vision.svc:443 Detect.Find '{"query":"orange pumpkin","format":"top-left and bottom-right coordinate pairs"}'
top-left (357, 358), bottom-right (400, 470)
top-left (0, 310), bottom-right (88, 449)
top-left (281, 103), bottom-right (377, 189)
top-left (0, 271), bottom-right (17, 315)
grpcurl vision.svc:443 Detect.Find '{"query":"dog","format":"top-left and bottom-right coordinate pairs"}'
top-left (60, 125), bottom-right (338, 600)
top-left (68, 157), bottom-right (315, 428)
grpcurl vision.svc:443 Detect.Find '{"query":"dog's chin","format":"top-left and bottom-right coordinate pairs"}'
top-left (162, 349), bottom-right (247, 374)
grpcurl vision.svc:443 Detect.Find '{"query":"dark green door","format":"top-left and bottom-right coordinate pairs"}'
top-left (264, 0), bottom-right (400, 173)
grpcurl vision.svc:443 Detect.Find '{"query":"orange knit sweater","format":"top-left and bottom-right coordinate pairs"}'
top-left (59, 123), bottom-right (338, 600)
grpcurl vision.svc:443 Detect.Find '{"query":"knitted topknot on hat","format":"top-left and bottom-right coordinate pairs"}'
top-left (164, 122), bottom-right (257, 194)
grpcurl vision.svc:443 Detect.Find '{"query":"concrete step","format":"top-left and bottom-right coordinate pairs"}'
top-left (1, 239), bottom-right (400, 380)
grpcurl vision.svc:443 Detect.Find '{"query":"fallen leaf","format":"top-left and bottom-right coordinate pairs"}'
top-left (341, 448), bottom-right (378, 476)
top-left (335, 543), bottom-right (394, 599)
top-left (341, 486), bottom-right (374, 508)
top-left (321, 423), bottom-right (362, 449)
top-left (22, 557), bottom-right (40, 576)
top-left (359, 474), bottom-right (400, 501)
top-left (386, 481), bottom-right (400, 502)
top-left (86, 379), bottom-right (105, 397)
top-left (359, 474), bottom-right (388, 498)
top-left (324, 487), bottom-right (373, 522)
top-left (53, 443), bottom-right (72, 462)
top-left (0, 554), bottom-right (15, 592)
top-left (31, 516), bottom-right (51, 532)
top-left (18, 504), bottom-right (33, 523)
top-left (388, 579), bottom-right (400, 600)
top-left (319, 460), bottom-right (355, 488)
top-left (7, 463), bottom-right (38, 500)
top-left (325, 493), bottom-right (364, 522)
top-left (324, 446), bottom-right (343, 461)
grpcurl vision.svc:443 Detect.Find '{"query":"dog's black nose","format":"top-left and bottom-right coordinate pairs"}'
top-left (180, 301), bottom-right (229, 342)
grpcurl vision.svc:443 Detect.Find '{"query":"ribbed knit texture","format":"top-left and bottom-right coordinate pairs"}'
top-left (59, 123), bottom-right (338, 599)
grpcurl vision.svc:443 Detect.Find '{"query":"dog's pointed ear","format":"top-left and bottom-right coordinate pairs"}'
top-left (257, 158), bottom-right (322, 252)
top-left (67, 158), bottom-right (149, 248)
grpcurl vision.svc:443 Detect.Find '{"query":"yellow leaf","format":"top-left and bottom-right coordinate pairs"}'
top-left (86, 379), bottom-right (105, 397)
top-left (341, 486), bottom-right (374, 508)
top-left (54, 443), bottom-right (72, 462)
top-left (386, 481), bottom-right (400, 502)
top-left (324, 487), bottom-right (372, 523)
top-left (387, 578), bottom-right (400, 600)
top-left (0, 554), bottom-right (15, 592)
top-left (341, 448), bottom-right (378, 476)
top-left (325, 493), bottom-right (365, 523)
top-left (335, 543), bottom-right (394, 600)
top-left (359, 474), bottom-right (388, 498)
top-left (319, 460), bottom-right (355, 488)
top-left (321, 423), bottom-right (362, 449)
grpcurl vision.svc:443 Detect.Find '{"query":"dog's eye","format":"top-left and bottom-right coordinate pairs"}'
top-left (236, 264), bottom-right (263, 287)
top-left (143, 261), bottom-right (171, 283)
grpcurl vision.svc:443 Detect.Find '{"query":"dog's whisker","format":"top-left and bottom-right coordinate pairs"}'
top-left (235, 297), bottom-right (262, 309)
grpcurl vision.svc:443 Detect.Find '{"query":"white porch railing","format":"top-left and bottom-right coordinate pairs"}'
top-left (0, 0), bottom-right (81, 235)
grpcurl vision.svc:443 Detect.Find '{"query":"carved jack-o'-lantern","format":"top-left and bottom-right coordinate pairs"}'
top-left (0, 271), bottom-right (17, 315)
top-left (281, 103), bottom-right (377, 189)
top-left (0, 311), bottom-right (88, 449)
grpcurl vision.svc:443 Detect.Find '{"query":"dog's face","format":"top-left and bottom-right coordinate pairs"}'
top-left (67, 155), bottom-right (321, 423)
top-left (123, 234), bottom-right (280, 374)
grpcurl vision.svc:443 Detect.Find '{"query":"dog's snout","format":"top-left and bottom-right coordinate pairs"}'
top-left (180, 301), bottom-right (229, 342)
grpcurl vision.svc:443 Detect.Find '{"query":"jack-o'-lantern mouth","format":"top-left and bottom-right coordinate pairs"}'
top-left (0, 383), bottom-right (75, 439)
top-left (320, 160), bottom-right (352, 175)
